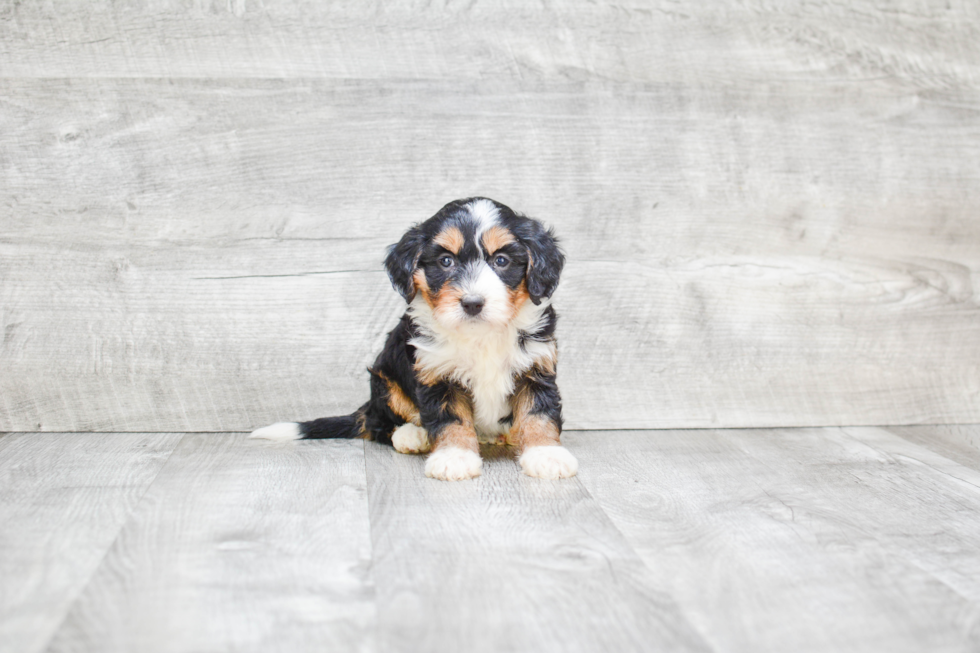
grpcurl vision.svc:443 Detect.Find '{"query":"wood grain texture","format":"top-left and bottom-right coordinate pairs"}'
top-left (43, 435), bottom-right (375, 653)
top-left (2, 1), bottom-right (980, 431)
top-left (4, 426), bottom-right (980, 652)
top-left (363, 442), bottom-right (710, 653)
top-left (0, 432), bottom-right (181, 653)
top-left (1, 75), bottom-right (978, 431)
top-left (891, 424), bottom-right (980, 472)
top-left (1, 1), bottom-right (977, 84)
top-left (564, 427), bottom-right (980, 653)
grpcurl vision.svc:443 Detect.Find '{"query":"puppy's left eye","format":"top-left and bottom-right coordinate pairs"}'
top-left (493, 254), bottom-right (510, 268)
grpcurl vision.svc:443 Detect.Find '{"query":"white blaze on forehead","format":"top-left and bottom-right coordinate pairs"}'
top-left (465, 198), bottom-right (499, 239)
top-left (461, 260), bottom-right (510, 324)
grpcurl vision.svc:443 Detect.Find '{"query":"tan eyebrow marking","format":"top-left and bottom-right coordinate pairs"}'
top-left (433, 226), bottom-right (465, 254)
top-left (481, 225), bottom-right (516, 254)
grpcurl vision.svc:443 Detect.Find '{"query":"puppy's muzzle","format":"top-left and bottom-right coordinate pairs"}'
top-left (461, 295), bottom-right (485, 316)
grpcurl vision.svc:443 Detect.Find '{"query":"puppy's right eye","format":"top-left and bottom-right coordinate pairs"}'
top-left (439, 255), bottom-right (455, 269)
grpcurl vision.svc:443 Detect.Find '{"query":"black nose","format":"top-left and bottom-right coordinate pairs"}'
top-left (461, 296), bottom-right (485, 316)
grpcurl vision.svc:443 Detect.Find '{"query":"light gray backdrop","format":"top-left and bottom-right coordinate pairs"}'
top-left (1, 1), bottom-right (978, 432)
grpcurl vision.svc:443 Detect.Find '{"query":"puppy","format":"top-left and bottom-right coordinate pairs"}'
top-left (250, 197), bottom-right (577, 481)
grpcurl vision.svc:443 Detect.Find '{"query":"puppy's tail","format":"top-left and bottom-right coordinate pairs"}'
top-left (249, 404), bottom-right (367, 442)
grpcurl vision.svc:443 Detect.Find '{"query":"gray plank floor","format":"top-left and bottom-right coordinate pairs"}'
top-left (2, 426), bottom-right (979, 653)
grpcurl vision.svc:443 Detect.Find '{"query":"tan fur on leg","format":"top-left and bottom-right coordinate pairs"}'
top-left (425, 393), bottom-right (482, 481)
top-left (510, 385), bottom-right (577, 479)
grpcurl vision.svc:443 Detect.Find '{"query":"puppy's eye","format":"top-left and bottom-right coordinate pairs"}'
top-left (439, 255), bottom-right (455, 269)
top-left (493, 254), bottom-right (510, 268)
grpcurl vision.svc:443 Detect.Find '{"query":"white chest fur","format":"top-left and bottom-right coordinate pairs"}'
top-left (408, 299), bottom-right (555, 437)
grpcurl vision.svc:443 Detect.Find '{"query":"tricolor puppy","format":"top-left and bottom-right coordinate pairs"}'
top-left (250, 197), bottom-right (577, 481)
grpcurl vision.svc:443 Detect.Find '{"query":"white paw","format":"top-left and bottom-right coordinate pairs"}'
top-left (424, 447), bottom-right (482, 481)
top-left (249, 422), bottom-right (302, 442)
top-left (519, 446), bottom-right (578, 479)
top-left (391, 423), bottom-right (431, 454)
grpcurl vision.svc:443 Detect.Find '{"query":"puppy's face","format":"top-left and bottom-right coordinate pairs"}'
top-left (385, 198), bottom-right (564, 329)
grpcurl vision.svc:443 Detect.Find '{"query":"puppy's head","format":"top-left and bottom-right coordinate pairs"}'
top-left (385, 198), bottom-right (564, 328)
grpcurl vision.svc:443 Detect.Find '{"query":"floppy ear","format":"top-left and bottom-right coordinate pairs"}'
top-left (516, 218), bottom-right (565, 305)
top-left (384, 225), bottom-right (427, 303)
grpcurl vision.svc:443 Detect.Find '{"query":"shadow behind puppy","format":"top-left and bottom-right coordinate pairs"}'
top-left (250, 197), bottom-right (577, 481)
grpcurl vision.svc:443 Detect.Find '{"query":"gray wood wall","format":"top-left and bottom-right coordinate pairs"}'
top-left (2, 1), bottom-right (978, 432)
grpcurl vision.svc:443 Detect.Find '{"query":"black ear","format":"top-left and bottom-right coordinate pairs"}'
top-left (515, 218), bottom-right (565, 305)
top-left (384, 225), bottom-right (427, 303)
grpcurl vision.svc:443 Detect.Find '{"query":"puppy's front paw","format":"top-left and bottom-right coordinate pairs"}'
top-left (424, 447), bottom-right (482, 481)
top-left (391, 423), bottom-right (431, 454)
top-left (519, 446), bottom-right (578, 479)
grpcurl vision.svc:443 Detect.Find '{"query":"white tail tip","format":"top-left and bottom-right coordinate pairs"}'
top-left (249, 422), bottom-right (302, 442)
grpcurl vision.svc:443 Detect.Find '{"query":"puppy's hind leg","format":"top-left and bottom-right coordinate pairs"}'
top-left (391, 423), bottom-right (431, 454)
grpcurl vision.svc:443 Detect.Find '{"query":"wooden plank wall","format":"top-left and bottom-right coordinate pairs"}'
top-left (1, 1), bottom-right (978, 432)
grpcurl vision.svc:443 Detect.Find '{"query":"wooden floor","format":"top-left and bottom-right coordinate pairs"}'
top-left (3, 426), bottom-right (980, 653)
top-left (3, 4), bottom-right (978, 651)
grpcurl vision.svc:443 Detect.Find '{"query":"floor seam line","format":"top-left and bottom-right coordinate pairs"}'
top-left (32, 432), bottom-right (188, 652)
